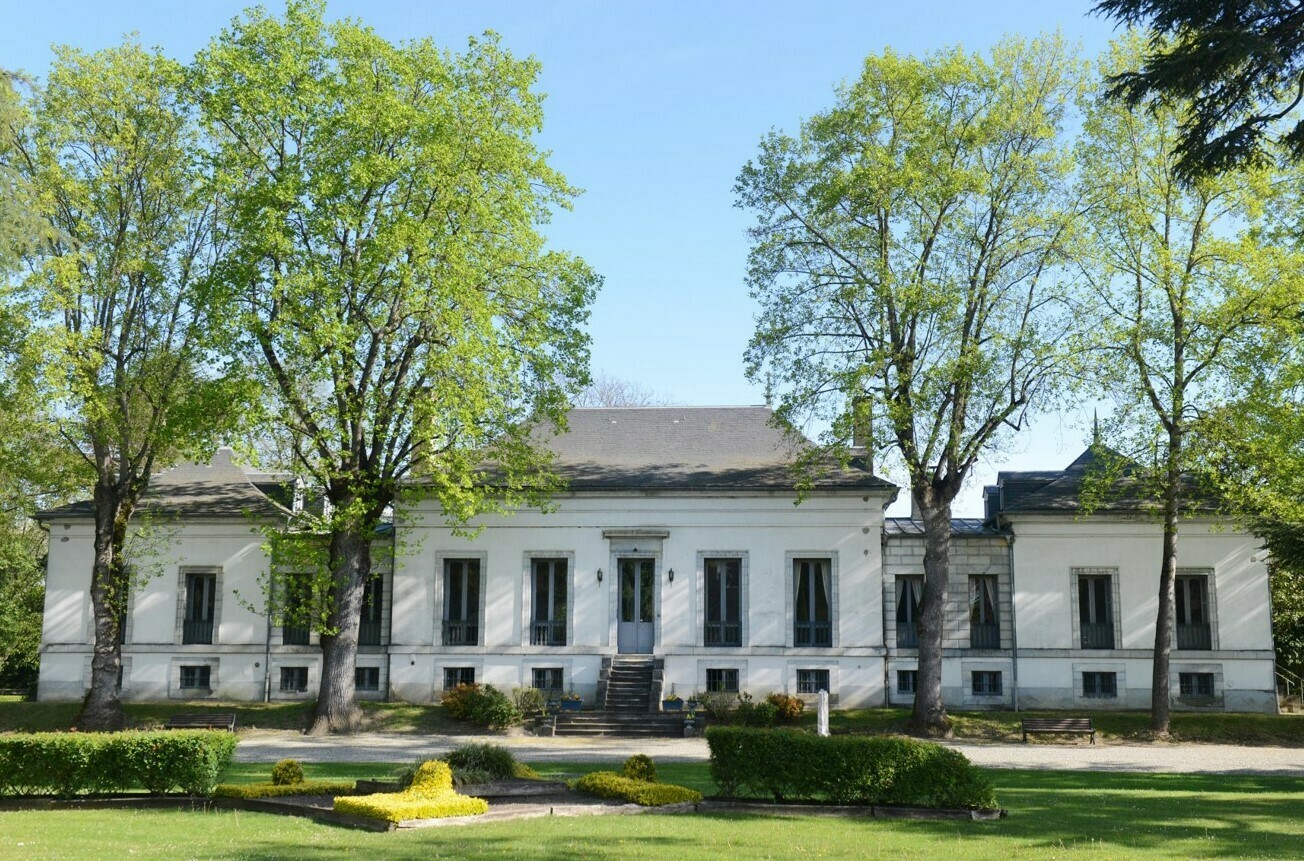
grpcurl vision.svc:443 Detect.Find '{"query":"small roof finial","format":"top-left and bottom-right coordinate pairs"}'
top-left (1092, 409), bottom-right (1101, 446)
top-left (764, 374), bottom-right (774, 408)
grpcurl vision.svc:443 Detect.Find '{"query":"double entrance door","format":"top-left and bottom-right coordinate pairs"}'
top-left (616, 557), bottom-right (655, 654)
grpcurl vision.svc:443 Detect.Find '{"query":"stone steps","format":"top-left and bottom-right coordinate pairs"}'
top-left (552, 712), bottom-right (686, 738)
top-left (544, 655), bottom-right (683, 737)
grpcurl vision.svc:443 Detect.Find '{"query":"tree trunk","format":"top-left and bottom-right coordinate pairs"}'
top-left (306, 526), bottom-right (370, 735)
top-left (1151, 446), bottom-right (1182, 735)
top-left (907, 491), bottom-right (954, 738)
top-left (73, 482), bottom-right (128, 731)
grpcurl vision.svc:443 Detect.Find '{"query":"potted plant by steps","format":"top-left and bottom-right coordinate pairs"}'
top-left (560, 691), bottom-right (583, 711)
top-left (662, 692), bottom-right (683, 711)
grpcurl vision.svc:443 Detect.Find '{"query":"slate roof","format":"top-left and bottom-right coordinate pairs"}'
top-left (885, 517), bottom-right (1001, 537)
top-left (37, 448), bottom-right (289, 521)
top-left (39, 408), bottom-right (894, 521)
top-left (533, 406), bottom-right (893, 492)
top-left (991, 444), bottom-right (1214, 516)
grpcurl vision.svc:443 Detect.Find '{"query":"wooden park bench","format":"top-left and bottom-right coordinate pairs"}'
top-left (165, 713), bottom-right (237, 732)
top-left (1021, 716), bottom-right (1095, 744)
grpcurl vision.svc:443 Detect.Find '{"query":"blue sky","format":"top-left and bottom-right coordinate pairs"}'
top-left (4, 1), bottom-right (1122, 514)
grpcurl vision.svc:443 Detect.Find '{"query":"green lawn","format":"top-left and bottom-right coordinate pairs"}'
top-left (4, 764), bottom-right (1302, 860)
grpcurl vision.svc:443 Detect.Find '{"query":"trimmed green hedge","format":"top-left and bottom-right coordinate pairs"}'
top-left (0, 731), bottom-right (236, 797)
top-left (572, 771), bottom-right (702, 806)
top-left (214, 780), bottom-right (356, 799)
top-left (333, 760), bottom-right (488, 823)
top-left (706, 726), bottom-right (997, 809)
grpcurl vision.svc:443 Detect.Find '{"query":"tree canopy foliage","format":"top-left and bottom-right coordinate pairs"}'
top-left (192, 0), bottom-right (597, 733)
top-left (738, 36), bottom-right (1082, 736)
top-left (1075, 34), bottom-right (1304, 731)
top-left (1094, 1), bottom-right (1304, 177)
top-left (6, 41), bottom-right (248, 728)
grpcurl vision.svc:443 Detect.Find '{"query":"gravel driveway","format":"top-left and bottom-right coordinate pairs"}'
top-left (232, 730), bottom-right (1304, 775)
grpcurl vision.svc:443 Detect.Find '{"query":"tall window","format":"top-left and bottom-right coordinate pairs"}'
top-left (113, 576), bottom-right (130, 646)
top-left (281, 575), bottom-right (311, 646)
top-left (704, 558), bottom-right (742, 646)
top-left (1078, 574), bottom-right (1114, 649)
top-left (442, 559), bottom-right (481, 646)
top-left (793, 558), bottom-right (832, 647)
top-left (359, 575), bottom-right (383, 646)
top-left (183, 571), bottom-right (217, 644)
top-left (530, 558), bottom-right (567, 646)
top-left (1176, 574), bottom-right (1211, 650)
top-left (969, 576), bottom-right (999, 649)
top-left (895, 577), bottom-right (922, 648)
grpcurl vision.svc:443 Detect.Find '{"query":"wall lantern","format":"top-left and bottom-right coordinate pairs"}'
top-left (596, 568), bottom-right (604, 584)
top-left (668, 568), bottom-right (675, 583)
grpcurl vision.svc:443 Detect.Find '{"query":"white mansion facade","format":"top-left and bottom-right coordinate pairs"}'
top-left (35, 407), bottom-right (1277, 713)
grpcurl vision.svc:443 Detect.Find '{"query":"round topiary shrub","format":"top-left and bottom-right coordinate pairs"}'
top-left (270, 758), bottom-right (305, 786)
top-left (621, 754), bottom-right (657, 783)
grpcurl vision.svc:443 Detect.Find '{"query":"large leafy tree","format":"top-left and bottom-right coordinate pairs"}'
top-left (1092, 1), bottom-right (1304, 178)
top-left (193, 1), bottom-right (597, 734)
top-left (1198, 293), bottom-right (1304, 679)
top-left (738, 37), bottom-right (1082, 737)
top-left (1075, 36), bottom-right (1303, 734)
top-left (8, 43), bottom-right (243, 729)
top-left (0, 73), bottom-right (70, 695)
top-left (0, 73), bottom-right (52, 271)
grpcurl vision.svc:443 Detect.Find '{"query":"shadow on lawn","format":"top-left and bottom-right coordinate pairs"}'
top-left (978, 768), bottom-right (1304, 858)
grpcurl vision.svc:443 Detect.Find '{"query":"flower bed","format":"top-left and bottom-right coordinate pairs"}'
top-left (333, 760), bottom-right (487, 823)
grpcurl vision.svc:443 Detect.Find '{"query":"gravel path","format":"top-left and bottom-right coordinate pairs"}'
top-left (233, 730), bottom-right (1304, 775)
